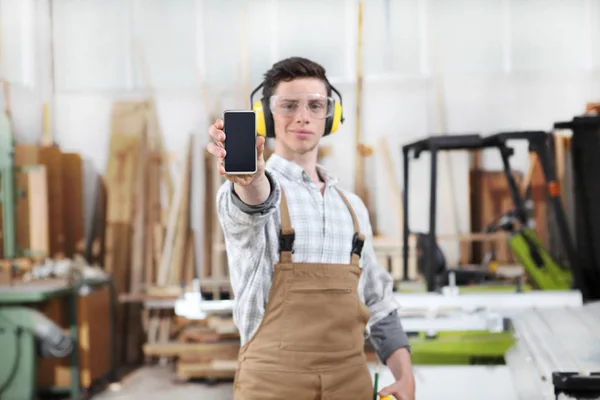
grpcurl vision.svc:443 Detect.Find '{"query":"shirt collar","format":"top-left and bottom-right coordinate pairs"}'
top-left (266, 153), bottom-right (339, 187)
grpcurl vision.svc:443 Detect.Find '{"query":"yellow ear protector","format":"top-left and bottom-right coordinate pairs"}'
top-left (250, 80), bottom-right (345, 138)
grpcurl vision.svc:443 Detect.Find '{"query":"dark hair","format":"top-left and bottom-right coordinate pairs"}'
top-left (262, 57), bottom-right (332, 100)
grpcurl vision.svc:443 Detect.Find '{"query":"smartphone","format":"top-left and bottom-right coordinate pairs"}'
top-left (223, 110), bottom-right (257, 174)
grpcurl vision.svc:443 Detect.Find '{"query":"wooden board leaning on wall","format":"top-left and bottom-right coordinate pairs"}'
top-left (104, 100), bottom-right (200, 367)
top-left (0, 145), bottom-right (85, 264)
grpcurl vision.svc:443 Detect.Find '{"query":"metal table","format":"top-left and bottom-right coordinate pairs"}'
top-left (0, 277), bottom-right (115, 399)
top-left (505, 301), bottom-right (600, 399)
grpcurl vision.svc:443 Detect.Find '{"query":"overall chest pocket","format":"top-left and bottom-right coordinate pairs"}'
top-left (279, 277), bottom-right (359, 352)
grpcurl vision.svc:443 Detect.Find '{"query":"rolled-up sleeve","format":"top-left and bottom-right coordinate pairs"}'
top-left (370, 310), bottom-right (410, 364)
top-left (359, 210), bottom-right (410, 364)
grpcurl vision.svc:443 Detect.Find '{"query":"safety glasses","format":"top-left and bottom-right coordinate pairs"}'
top-left (269, 93), bottom-right (334, 120)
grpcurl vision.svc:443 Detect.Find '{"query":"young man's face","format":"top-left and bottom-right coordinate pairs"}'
top-left (271, 78), bottom-right (328, 155)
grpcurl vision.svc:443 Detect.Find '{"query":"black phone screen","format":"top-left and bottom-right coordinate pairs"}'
top-left (223, 111), bottom-right (257, 174)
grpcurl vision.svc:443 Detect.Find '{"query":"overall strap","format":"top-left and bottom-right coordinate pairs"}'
top-left (279, 188), bottom-right (294, 263)
top-left (335, 188), bottom-right (366, 266)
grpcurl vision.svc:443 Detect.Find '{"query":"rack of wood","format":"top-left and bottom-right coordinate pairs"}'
top-left (101, 100), bottom-right (197, 367)
top-left (142, 315), bottom-right (240, 381)
top-left (373, 235), bottom-right (418, 283)
top-left (1, 144), bottom-right (85, 262)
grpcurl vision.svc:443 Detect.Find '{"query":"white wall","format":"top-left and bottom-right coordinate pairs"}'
top-left (2, 0), bottom-right (600, 265)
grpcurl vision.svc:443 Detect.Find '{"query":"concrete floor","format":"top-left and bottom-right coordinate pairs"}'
top-left (92, 366), bottom-right (234, 400)
top-left (92, 364), bottom-right (520, 400)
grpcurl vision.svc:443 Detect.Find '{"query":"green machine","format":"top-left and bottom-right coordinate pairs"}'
top-left (0, 285), bottom-right (77, 399)
top-left (0, 108), bottom-right (110, 399)
top-left (0, 105), bottom-right (15, 262)
top-left (482, 131), bottom-right (577, 292)
top-left (0, 108), bottom-right (77, 399)
top-left (401, 131), bottom-right (579, 294)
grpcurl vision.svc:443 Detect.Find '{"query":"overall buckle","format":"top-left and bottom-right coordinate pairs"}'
top-left (352, 232), bottom-right (365, 257)
top-left (279, 231), bottom-right (295, 253)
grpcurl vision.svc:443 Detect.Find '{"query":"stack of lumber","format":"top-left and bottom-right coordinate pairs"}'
top-left (103, 100), bottom-right (196, 367)
top-left (373, 235), bottom-right (418, 283)
top-left (1, 144), bottom-right (85, 265)
top-left (142, 315), bottom-right (240, 381)
top-left (0, 144), bottom-right (85, 283)
top-left (202, 148), bottom-right (228, 290)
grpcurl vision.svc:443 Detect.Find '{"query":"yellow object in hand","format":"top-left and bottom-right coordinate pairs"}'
top-left (380, 397), bottom-right (394, 400)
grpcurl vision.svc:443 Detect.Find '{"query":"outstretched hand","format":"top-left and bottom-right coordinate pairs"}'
top-left (206, 118), bottom-right (266, 186)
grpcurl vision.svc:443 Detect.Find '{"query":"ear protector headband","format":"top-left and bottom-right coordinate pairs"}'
top-left (250, 80), bottom-right (345, 138)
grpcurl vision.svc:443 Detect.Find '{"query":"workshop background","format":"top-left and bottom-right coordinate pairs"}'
top-left (0, 0), bottom-right (599, 399)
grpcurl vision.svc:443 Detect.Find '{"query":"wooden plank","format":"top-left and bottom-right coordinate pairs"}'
top-left (104, 222), bottom-right (132, 366)
top-left (176, 362), bottom-right (236, 380)
top-left (377, 137), bottom-right (404, 236)
top-left (130, 129), bottom-right (147, 293)
top-left (168, 135), bottom-right (193, 284)
top-left (158, 309), bottom-right (173, 364)
top-left (145, 309), bottom-right (161, 363)
top-left (554, 135), bottom-right (567, 208)
top-left (210, 148), bottom-right (226, 279)
top-left (177, 326), bottom-right (239, 343)
top-left (184, 230), bottom-right (195, 283)
top-left (14, 145), bottom-right (65, 258)
top-left (104, 103), bottom-right (145, 224)
top-left (143, 341), bottom-right (240, 357)
top-left (16, 166), bottom-right (49, 259)
top-left (158, 145), bottom-right (188, 286)
top-left (354, 1), bottom-right (366, 204)
top-left (144, 157), bottom-right (159, 287)
top-left (126, 126), bottom-right (148, 365)
top-left (104, 101), bottom-right (146, 367)
top-left (144, 106), bottom-right (165, 286)
top-left (0, 258), bottom-right (33, 271)
top-left (61, 153), bottom-right (85, 257)
top-left (152, 223), bottom-right (163, 281)
top-left (85, 177), bottom-right (107, 267)
top-left (39, 147), bottom-right (65, 258)
top-left (203, 152), bottom-right (214, 278)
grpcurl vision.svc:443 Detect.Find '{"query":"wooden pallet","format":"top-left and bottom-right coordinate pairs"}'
top-left (143, 316), bottom-right (240, 381)
top-left (373, 235), bottom-right (418, 283)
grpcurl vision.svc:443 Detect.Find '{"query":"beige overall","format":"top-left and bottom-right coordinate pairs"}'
top-left (233, 188), bottom-right (373, 399)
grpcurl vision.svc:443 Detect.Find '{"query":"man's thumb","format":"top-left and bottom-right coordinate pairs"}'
top-left (256, 135), bottom-right (265, 157)
top-left (378, 386), bottom-right (395, 399)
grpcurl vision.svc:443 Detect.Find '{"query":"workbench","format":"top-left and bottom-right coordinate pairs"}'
top-left (505, 301), bottom-right (600, 399)
top-left (0, 277), bottom-right (116, 399)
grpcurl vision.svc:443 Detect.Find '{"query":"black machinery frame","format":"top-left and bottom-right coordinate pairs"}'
top-left (401, 131), bottom-right (581, 295)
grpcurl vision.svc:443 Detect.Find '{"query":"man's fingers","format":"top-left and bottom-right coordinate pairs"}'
top-left (209, 119), bottom-right (225, 142)
top-left (207, 141), bottom-right (226, 158)
top-left (378, 385), bottom-right (397, 398)
top-left (209, 125), bottom-right (225, 143)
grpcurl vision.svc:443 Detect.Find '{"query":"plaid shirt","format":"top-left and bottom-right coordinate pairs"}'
top-left (217, 154), bottom-right (408, 362)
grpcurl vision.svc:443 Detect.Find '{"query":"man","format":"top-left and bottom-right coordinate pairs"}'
top-left (207, 57), bottom-right (415, 400)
